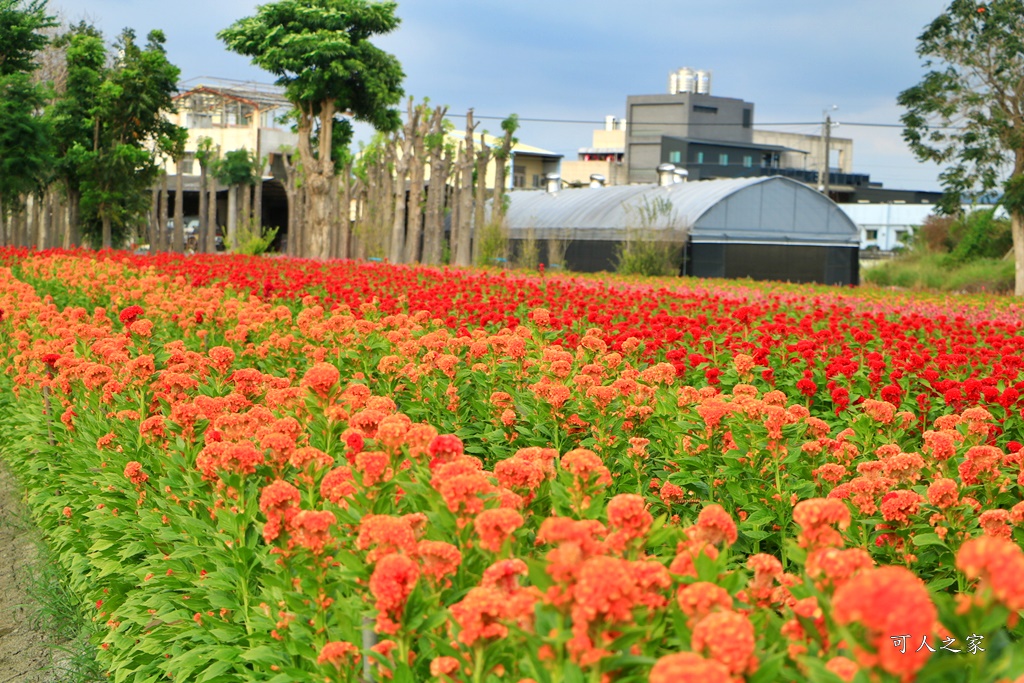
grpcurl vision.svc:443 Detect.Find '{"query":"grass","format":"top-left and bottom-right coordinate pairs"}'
top-left (862, 252), bottom-right (1015, 294)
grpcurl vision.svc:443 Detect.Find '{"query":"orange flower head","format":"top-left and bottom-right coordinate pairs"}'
top-left (450, 586), bottom-right (511, 646)
top-left (676, 582), bottom-right (733, 623)
top-left (649, 652), bottom-right (732, 683)
top-left (956, 536), bottom-right (1024, 610)
top-left (481, 559), bottom-right (529, 593)
top-left (832, 566), bottom-right (936, 677)
top-left (290, 509), bottom-right (336, 554)
top-left (124, 461), bottom-right (148, 487)
top-left (927, 478), bottom-right (959, 509)
top-left (474, 508), bottom-right (525, 552)
top-left (561, 448), bottom-right (612, 487)
top-left (880, 490), bottom-right (923, 525)
top-left (417, 540), bottom-right (462, 587)
top-left (607, 494), bottom-right (653, 542)
top-left (320, 466), bottom-right (357, 507)
top-left (691, 610), bottom-right (757, 675)
top-left (369, 553), bottom-right (420, 635)
top-left (693, 504), bottom-right (737, 547)
top-left (317, 640), bottom-right (360, 668)
top-left (299, 362), bottom-right (340, 398)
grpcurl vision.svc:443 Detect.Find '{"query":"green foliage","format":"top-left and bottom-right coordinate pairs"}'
top-left (0, 72), bottom-right (53, 200)
top-left (46, 31), bottom-right (105, 192)
top-left (515, 228), bottom-right (540, 270)
top-left (215, 148), bottom-right (257, 187)
top-left (947, 208), bottom-right (1012, 263)
top-left (615, 195), bottom-right (683, 277)
top-left (218, 0), bottom-right (405, 143)
top-left (70, 28), bottom-right (187, 247)
top-left (899, 0), bottom-right (1024, 216)
top-left (0, 0), bottom-right (55, 77)
top-left (233, 220), bottom-right (279, 256)
top-left (864, 252), bottom-right (1015, 293)
top-left (474, 219), bottom-right (508, 266)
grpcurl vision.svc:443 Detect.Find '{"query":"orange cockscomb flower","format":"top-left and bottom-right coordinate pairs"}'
top-left (691, 610), bottom-right (757, 676)
top-left (927, 478), bottom-right (959, 509)
top-left (357, 513), bottom-right (426, 563)
top-left (880, 490), bottom-right (923, 525)
top-left (692, 504), bottom-right (738, 547)
top-left (123, 461), bottom-right (148, 487)
top-left (676, 582), bottom-right (732, 624)
top-left (450, 586), bottom-right (510, 646)
top-left (317, 643), bottom-right (362, 667)
top-left (481, 559), bottom-right (529, 593)
top-left (607, 494), bottom-right (653, 544)
top-left (561, 448), bottom-right (612, 486)
top-left (793, 498), bottom-right (850, 550)
top-left (979, 509), bottom-right (1012, 539)
top-left (956, 536), bottom-right (1024, 611)
top-left (832, 566), bottom-right (936, 678)
top-left (320, 466), bottom-right (357, 507)
top-left (474, 508), bottom-right (524, 553)
top-left (417, 540), bottom-right (462, 587)
top-left (290, 509), bottom-right (337, 555)
top-left (299, 362), bottom-right (340, 399)
top-left (825, 656), bottom-right (859, 682)
top-left (259, 479), bottom-right (301, 543)
top-left (649, 652), bottom-right (732, 683)
top-left (369, 553), bottom-right (419, 635)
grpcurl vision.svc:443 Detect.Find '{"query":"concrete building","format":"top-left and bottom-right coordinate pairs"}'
top-left (562, 116), bottom-right (627, 187)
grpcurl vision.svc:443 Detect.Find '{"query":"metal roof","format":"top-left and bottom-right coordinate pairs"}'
top-left (501, 176), bottom-right (860, 245)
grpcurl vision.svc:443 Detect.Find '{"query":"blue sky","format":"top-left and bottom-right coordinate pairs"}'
top-left (52, 0), bottom-right (951, 191)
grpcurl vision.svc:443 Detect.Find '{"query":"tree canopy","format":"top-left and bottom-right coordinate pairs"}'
top-left (899, 0), bottom-right (1024, 294)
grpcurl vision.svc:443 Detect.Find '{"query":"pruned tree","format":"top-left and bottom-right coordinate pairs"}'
top-left (491, 114), bottom-right (519, 221)
top-left (405, 104), bottom-right (445, 263)
top-left (471, 133), bottom-right (491, 264)
top-left (453, 109), bottom-right (477, 267)
top-left (421, 114), bottom-right (452, 265)
top-left (388, 97), bottom-right (421, 263)
top-left (899, 0), bottom-right (1024, 295)
top-left (219, 0), bottom-right (404, 260)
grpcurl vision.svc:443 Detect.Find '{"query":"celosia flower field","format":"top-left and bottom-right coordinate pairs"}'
top-left (1, 247), bottom-right (1023, 683)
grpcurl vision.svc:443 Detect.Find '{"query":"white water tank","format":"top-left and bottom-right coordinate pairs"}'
top-left (695, 70), bottom-right (712, 95)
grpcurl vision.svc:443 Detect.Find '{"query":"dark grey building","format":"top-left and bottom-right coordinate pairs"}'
top-left (500, 175), bottom-right (861, 285)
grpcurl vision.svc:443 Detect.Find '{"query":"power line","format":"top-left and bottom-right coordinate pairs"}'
top-left (441, 112), bottom-right (956, 130)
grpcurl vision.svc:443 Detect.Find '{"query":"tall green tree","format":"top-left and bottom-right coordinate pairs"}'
top-left (0, 0), bottom-right (55, 245)
top-left (219, 0), bottom-right (404, 259)
top-left (899, 0), bottom-right (1024, 295)
top-left (0, 0), bottom-right (53, 76)
top-left (46, 29), bottom-right (105, 247)
top-left (73, 29), bottom-right (186, 248)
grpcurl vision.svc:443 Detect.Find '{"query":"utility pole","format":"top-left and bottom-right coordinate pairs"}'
top-left (821, 105), bottom-right (837, 197)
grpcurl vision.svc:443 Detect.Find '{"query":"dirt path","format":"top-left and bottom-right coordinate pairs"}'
top-left (0, 464), bottom-right (60, 683)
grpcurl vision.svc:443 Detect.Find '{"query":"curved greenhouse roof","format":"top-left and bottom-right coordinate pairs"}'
top-left (501, 176), bottom-right (860, 246)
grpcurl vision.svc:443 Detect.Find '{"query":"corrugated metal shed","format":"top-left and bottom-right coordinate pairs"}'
top-left (502, 176), bottom-right (859, 246)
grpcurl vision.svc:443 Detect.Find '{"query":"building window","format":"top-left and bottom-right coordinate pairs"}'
top-left (693, 105), bottom-right (718, 114)
top-left (742, 109), bottom-right (752, 128)
top-left (866, 229), bottom-right (879, 240)
top-left (743, 155), bottom-right (752, 168)
top-left (513, 165), bottom-right (526, 188)
top-left (696, 151), bottom-right (704, 164)
top-left (719, 153), bottom-right (729, 166)
top-left (532, 174), bottom-right (542, 188)
top-left (669, 150), bottom-right (681, 164)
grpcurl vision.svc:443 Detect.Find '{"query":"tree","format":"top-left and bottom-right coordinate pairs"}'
top-left (0, 0), bottom-right (54, 76)
top-left (899, 0), bottom-right (1024, 295)
top-left (0, 0), bottom-right (55, 246)
top-left (219, 0), bottom-right (405, 260)
top-left (73, 29), bottom-right (186, 248)
top-left (46, 30), bottom-right (105, 247)
top-left (216, 148), bottom-right (258, 251)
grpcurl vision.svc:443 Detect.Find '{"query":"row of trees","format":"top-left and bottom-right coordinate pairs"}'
top-left (219, 0), bottom-right (520, 265)
top-left (0, 0), bottom-right (187, 250)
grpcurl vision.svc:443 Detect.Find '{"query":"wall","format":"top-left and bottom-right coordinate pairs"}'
top-left (752, 129), bottom-right (853, 176)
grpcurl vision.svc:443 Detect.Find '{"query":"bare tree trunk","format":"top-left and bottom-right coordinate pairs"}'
top-left (299, 102), bottom-right (336, 260)
top-left (159, 173), bottom-right (169, 253)
top-left (241, 180), bottom-right (252, 240)
top-left (379, 146), bottom-right (395, 260)
top-left (228, 184), bottom-right (238, 251)
top-left (339, 164), bottom-right (352, 259)
top-left (450, 166), bottom-right (461, 265)
top-left (68, 187), bottom-right (80, 248)
top-left (0, 197), bottom-right (7, 248)
top-left (198, 163), bottom-right (209, 253)
top-left (206, 179), bottom-right (218, 254)
top-left (1014, 211), bottom-right (1024, 296)
top-left (101, 213), bottom-right (112, 250)
top-left (423, 126), bottom-right (450, 265)
top-left (150, 186), bottom-right (159, 251)
top-left (254, 131), bottom-right (264, 237)
top-left (174, 159), bottom-right (185, 253)
top-left (37, 190), bottom-right (49, 250)
top-left (472, 137), bottom-right (492, 265)
top-left (454, 110), bottom-right (477, 267)
top-left (492, 121), bottom-right (517, 220)
top-left (405, 105), bottom-right (441, 264)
